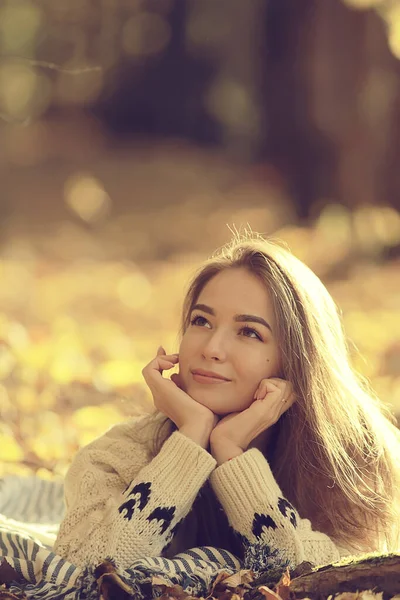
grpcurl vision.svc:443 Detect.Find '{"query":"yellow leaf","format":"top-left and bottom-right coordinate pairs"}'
top-left (72, 404), bottom-right (124, 435)
top-left (96, 360), bottom-right (144, 389)
top-left (15, 385), bottom-right (37, 412)
top-left (0, 430), bottom-right (24, 461)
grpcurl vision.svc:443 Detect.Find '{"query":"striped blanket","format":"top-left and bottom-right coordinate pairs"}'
top-left (0, 475), bottom-right (281, 599)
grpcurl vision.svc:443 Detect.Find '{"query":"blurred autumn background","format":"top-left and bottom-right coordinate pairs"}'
top-left (0, 0), bottom-right (400, 481)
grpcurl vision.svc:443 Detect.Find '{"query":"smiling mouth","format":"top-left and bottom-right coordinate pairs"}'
top-left (191, 372), bottom-right (230, 384)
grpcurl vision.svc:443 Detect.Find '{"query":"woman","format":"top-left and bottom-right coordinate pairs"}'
top-left (54, 233), bottom-right (400, 574)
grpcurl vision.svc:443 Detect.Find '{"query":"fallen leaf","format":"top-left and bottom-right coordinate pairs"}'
top-left (258, 585), bottom-right (284, 600)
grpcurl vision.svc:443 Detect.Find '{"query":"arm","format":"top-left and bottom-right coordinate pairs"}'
top-left (54, 416), bottom-right (216, 569)
top-left (210, 448), bottom-right (341, 571)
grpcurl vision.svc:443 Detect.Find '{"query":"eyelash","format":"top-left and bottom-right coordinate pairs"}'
top-left (190, 314), bottom-right (263, 341)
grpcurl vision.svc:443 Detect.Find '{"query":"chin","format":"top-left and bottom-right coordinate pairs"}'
top-left (188, 390), bottom-right (230, 416)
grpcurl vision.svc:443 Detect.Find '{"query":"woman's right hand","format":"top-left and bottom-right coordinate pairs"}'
top-left (142, 346), bottom-right (219, 448)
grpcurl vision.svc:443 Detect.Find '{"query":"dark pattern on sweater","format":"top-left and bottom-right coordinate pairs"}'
top-left (277, 497), bottom-right (297, 528)
top-left (147, 506), bottom-right (176, 534)
top-left (161, 518), bottom-right (183, 553)
top-left (118, 482), bottom-right (151, 520)
top-left (252, 513), bottom-right (278, 538)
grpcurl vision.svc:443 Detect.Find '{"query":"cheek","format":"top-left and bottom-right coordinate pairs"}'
top-left (235, 351), bottom-right (279, 388)
top-left (237, 351), bottom-right (268, 377)
top-left (269, 349), bottom-right (282, 377)
top-left (264, 355), bottom-right (279, 375)
top-left (178, 335), bottom-right (195, 376)
top-left (179, 332), bottom-right (192, 353)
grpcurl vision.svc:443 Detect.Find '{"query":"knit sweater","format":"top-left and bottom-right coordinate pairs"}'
top-left (54, 412), bottom-right (354, 571)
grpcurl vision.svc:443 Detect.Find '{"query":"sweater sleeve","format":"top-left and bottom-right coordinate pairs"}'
top-left (54, 417), bottom-right (216, 569)
top-left (209, 448), bottom-right (342, 570)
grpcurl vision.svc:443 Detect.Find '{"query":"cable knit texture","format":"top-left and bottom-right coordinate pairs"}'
top-left (55, 413), bottom-right (356, 571)
top-left (210, 448), bottom-right (342, 567)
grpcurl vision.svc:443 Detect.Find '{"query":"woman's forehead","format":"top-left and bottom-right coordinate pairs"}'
top-left (195, 269), bottom-right (274, 319)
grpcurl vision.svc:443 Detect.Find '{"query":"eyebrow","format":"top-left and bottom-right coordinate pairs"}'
top-left (191, 303), bottom-right (272, 332)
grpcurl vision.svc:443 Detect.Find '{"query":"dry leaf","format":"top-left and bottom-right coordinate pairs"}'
top-left (0, 592), bottom-right (25, 600)
top-left (216, 569), bottom-right (254, 589)
top-left (334, 594), bottom-right (383, 600)
top-left (94, 560), bottom-right (134, 600)
top-left (207, 570), bottom-right (237, 597)
top-left (258, 585), bottom-right (284, 600)
top-left (275, 566), bottom-right (291, 600)
top-left (158, 583), bottom-right (193, 599)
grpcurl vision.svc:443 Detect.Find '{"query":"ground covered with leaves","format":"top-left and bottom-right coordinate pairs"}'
top-left (0, 141), bottom-right (400, 600)
top-left (0, 200), bottom-right (399, 480)
top-left (0, 138), bottom-right (399, 482)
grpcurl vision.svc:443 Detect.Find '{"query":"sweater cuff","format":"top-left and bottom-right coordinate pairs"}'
top-left (140, 430), bottom-right (216, 494)
top-left (210, 448), bottom-right (282, 529)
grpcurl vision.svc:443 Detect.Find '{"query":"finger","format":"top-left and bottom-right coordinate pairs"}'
top-left (267, 377), bottom-right (287, 390)
top-left (259, 380), bottom-right (279, 399)
top-left (155, 354), bottom-right (179, 368)
top-left (254, 378), bottom-right (271, 400)
top-left (146, 358), bottom-right (175, 377)
top-left (159, 354), bottom-right (179, 362)
top-left (157, 345), bottom-right (166, 356)
top-left (280, 388), bottom-right (296, 412)
top-left (280, 396), bottom-right (294, 415)
top-left (158, 358), bottom-right (176, 369)
top-left (280, 381), bottom-right (293, 403)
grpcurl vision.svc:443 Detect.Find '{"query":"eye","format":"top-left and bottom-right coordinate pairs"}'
top-left (190, 314), bottom-right (210, 328)
top-left (240, 326), bottom-right (263, 341)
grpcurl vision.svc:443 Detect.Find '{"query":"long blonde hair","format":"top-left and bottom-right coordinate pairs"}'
top-left (151, 233), bottom-right (400, 553)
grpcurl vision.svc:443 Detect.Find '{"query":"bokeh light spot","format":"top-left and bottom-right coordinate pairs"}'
top-left (122, 12), bottom-right (171, 57)
top-left (0, 2), bottom-right (42, 53)
top-left (0, 60), bottom-right (51, 120)
top-left (64, 173), bottom-right (111, 223)
top-left (117, 272), bottom-right (153, 310)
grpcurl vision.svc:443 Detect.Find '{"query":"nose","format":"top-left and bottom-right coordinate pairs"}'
top-left (201, 330), bottom-right (227, 362)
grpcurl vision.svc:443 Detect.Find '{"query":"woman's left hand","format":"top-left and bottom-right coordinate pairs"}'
top-left (209, 378), bottom-right (295, 464)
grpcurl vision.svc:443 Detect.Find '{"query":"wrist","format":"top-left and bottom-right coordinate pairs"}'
top-left (179, 424), bottom-right (212, 449)
top-left (210, 439), bottom-right (243, 466)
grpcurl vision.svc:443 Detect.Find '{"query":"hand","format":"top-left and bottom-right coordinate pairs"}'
top-left (210, 378), bottom-right (295, 463)
top-left (142, 346), bottom-right (218, 448)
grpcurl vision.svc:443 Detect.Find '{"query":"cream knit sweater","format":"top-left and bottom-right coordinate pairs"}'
top-left (54, 413), bottom-right (354, 571)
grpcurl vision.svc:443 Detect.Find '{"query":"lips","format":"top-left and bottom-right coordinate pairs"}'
top-left (191, 369), bottom-right (230, 382)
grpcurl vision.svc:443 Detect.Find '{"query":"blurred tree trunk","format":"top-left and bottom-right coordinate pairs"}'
top-left (310, 0), bottom-right (400, 212)
top-left (261, 0), bottom-right (337, 220)
top-left (261, 0), bottom-right (400, 218)
top-left (27, 0), bottom-right (400, 220)
top-left (185, 0), bottom-right (267, 160)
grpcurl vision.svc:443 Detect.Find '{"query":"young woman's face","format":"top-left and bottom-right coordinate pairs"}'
top-left (178, 267), bottom-right (281, 415)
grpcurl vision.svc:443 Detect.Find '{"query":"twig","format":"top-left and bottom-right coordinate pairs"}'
top-left (4, 57), bottom-right (103, 74)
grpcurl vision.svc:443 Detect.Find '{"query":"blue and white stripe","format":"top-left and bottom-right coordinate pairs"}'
top-left (0, 475), bottom-right (244, 599)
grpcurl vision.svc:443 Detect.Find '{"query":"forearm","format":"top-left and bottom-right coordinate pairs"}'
top-left (180, 423), bottom-right (214, 450)
top-left (210, 448), bottom-right (341, 568)
top-left (55, 431), bottom-right (216, 568)
top-left (210, 439), bottom-right (243, 466)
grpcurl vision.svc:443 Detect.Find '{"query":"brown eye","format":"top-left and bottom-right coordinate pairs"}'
top-left (240, 326), bottom-right (262, 341)
top-left (190, 315), bottom-right (210, 327)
